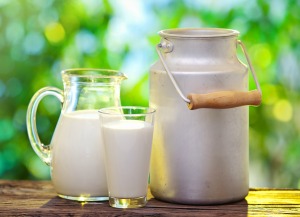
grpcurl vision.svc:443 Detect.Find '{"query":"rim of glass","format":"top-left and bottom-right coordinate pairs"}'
top-left (98, 106), bottom-right (156, 116)
top-left (61, 68), bottom-right (126, 79)
top-left (159, 28), bottom-right (239, 38)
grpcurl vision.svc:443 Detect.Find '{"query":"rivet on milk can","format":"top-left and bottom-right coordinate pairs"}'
top-left (149, 28), bottom-right (262, 205)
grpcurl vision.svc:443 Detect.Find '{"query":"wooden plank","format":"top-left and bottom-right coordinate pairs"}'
top-left (0, 180), bottom-right (300, 216)
top-left (246, 188), bottom-right (300, 216)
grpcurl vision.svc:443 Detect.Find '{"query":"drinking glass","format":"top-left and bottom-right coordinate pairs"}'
top-left (99, 106), bottom-right (155, 208)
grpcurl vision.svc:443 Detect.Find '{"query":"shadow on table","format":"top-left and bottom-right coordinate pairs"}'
top-left (41, 196), bottom-right (109, 209)
top-left (147, 197), bottom-right (248, 216)
top-left (40, 196), bottom-right (248, 216)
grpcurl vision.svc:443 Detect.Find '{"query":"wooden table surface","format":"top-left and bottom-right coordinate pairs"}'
top-left (1, 180), bottom-right (300, 216)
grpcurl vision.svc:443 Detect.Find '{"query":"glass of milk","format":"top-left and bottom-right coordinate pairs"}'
top-left (99, 106), bottom-right (156, 208)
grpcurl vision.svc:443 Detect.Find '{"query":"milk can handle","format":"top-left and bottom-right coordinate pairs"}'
top-left (156, 40), bottom-right (262, 110)
top-left (26, 87), bottom-right (63, 165)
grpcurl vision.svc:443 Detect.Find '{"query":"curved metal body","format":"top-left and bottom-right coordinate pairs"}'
top-left (149, 28), bottom-right (251, 204)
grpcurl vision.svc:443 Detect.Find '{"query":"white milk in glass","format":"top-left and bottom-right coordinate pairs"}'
top-left (102, 120), bottom-right (153, 198)
top-left (51, 110), bottom-right (107, 197)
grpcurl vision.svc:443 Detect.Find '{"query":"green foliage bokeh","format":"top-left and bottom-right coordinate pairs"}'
top-left (0, 0), bottom-right (300, 188)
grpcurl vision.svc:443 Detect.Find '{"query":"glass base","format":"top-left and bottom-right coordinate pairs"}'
top-left (58, 194), bottom-right (108, 202)
top-left (109, 196), bottom-right (147, 208)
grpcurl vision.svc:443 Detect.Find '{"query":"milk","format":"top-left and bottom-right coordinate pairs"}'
top-left (51, 110), bottom-right (108, 198)
top-left (102, 120), bottom-right (153, 198)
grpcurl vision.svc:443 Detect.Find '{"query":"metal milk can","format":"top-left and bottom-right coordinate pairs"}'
top-left (149, 28), bottom-right (262, 204)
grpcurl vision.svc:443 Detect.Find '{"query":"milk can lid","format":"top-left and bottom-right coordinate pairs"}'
top-left (159, 28), bottom-right (239, 39)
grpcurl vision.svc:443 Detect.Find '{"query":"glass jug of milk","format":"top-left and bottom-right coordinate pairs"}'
top-left (26, 68), bottom-right (126, 201)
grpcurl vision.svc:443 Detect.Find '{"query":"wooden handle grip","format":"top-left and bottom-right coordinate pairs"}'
top-left (187, 90), bottom-right (262, 110)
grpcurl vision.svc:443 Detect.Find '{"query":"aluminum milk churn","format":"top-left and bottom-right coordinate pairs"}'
top-left (149, 28), bottom-right (262, 204)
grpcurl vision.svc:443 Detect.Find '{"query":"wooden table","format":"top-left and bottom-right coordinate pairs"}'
top-left (0, 180), bottom-right (300, 216)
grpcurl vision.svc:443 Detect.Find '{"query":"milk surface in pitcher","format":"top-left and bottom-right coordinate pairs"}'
top-left (51, 110), bottom-right (108, 197)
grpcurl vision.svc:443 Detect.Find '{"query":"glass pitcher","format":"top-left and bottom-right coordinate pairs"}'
top-left (26, 68), bottom-right (126, 201)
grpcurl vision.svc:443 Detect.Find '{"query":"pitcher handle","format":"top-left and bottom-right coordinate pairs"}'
top-left (156, 40), bottom-right (262, 110)
top-left (26, 87), bottom-right (63, 165)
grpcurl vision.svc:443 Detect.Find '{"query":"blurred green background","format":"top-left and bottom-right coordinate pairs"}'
top-left (0, 0), bottom-right (300, 188)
